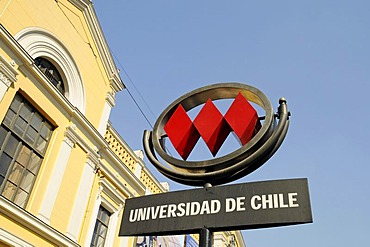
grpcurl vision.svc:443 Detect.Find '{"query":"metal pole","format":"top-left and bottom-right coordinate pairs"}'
top-left (199, 183), bottom-right (213, 247)
top-left (199, 228), bottom-right (212, 247)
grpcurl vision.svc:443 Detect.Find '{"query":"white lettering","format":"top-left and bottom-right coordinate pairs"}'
top-left (211, 200), bottom-right (221, 214)
top-left (177, 203), bottom-right (186, 217)
top-left (186, 202), bottom-right (190, 216)
top-left (159, 205), bottom-right (167, 218)
top-left (279, 194), bottom-right (289, 208)
top-left (262, 194), bottom-right (273, 209)
top-left (288, 193), bottom-right (299, 207)
top-left (225, 198), bottom-right (236, 212)
top-left (129, 209), bottom-right (137, 222)
top-left (251, 195), bottom-right (261, 210)
top-left (190, 202), bottom-right (200, 215)
top-left (167, 204), bottom-right (177, 217)
top-left (236, 197), bottom-right (246, 211)
top-left (251, 193), bottom-right (300, 210)
top-left (137, 208), bottom-right (147, 221)
top-left (273, 194), bottom-right (279, 209)
top-left (200, 201), bottom-right (210, 215)
top-left (150, 206), bottom-right (160, 219)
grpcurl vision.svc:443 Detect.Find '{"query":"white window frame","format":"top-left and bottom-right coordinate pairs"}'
top-left (15, 27), bottom-right (86, 113)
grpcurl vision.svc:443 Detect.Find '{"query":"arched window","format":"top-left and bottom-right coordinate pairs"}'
top-left (15, 27), bottom-right (86, 113)
top-left (34, 57), bottom-right (65, 95)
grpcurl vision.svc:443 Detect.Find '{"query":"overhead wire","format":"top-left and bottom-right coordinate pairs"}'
top-left (112, 52), bottom-right (155, 130)
top-left (111, 51), bottom-right (174, 156)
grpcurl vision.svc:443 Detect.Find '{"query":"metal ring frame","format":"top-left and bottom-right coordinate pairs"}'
top-left (143, 83), bottom-right (290, 186)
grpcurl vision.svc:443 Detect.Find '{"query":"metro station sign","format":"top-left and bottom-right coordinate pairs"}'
top-left (119, 82), bottom-right (313, 239)
top-left (119, 178), bottom-right (312, 236)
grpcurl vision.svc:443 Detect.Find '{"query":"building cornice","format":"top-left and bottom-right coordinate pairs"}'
top-left (68, 0), bottom-right (125, 93)
top-left (99, 144), bottom-right (146, 198)
top-left (0, 197), bottom-right (80, 247)
top-left (106, 122), bottom-right (168, 193)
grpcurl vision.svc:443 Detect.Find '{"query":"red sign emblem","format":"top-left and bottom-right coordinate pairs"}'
top-left (164, 93), bottom-right (261, 159)
top-left (143, 83), bottom-right (290, 186)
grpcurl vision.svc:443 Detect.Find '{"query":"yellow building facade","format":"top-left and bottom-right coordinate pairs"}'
top-left (0, 1), bottom-right (245, 246)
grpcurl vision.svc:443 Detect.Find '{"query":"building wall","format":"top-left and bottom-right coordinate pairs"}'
top-left (0, 1), bottom-right (135, 246)
top-left (0, 1), bottom-right (245, 247)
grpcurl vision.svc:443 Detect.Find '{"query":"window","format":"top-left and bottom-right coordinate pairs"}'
top-left (35, 57), bottom-right (65, 95)
top-left (16, 27), bottom-right (86, 113)
top-left (0, 94), bottom-right (53, 208)
top-left (90, 206), bottom-right (111, 247)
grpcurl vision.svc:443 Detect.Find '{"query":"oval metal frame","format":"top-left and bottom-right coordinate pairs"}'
top-left (143, 82), bottom-right (290, 186)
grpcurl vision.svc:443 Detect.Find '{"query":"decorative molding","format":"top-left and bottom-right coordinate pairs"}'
top-left (106, 91), bottom-right (116, 107)
top-left (99, 175), bottom-right (128, 204)
top-left (97, 185), bottom-right (104, 199)
top-left (0, 197), bottom-right (79, 247)
top-left (0, 228), bottom-right (34, 247)
top-left (0, 71), bottom-right (11, 87)
top-left (104, 123), bottom-right (167, 193)
top-left (1, 25), bottom-right (109, 157)
top-left (0, 54), bottom-right (18, 88)
top-left (86, 152), bottom-right (100, 171)
top-left (97, 92), bottom-right (115, 135)
top-left (15, 27), bottom-right (86, 113)
top-left (64, 125), bottom-right (78, 148)
top-left (98, 153), bottom-right (144, 198)
top-left (134, 150), bottom-right (144, 160)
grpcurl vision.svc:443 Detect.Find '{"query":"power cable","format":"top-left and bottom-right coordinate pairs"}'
top-left (112, 53), bottom-right (155, 129)
top-left (111, 51), bottom-right (174, 156)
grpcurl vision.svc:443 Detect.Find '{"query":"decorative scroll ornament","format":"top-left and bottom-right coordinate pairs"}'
top-left (143, 83), bottom-right (290, 186)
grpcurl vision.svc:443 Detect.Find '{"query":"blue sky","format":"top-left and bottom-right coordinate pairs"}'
top-left (94, 1), bottom-right (370, 246)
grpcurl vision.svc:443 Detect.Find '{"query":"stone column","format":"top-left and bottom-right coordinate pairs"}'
top-left (66, 152), bottom-right (100, 241)
top-left (38, 126), bottom-right (77, 223)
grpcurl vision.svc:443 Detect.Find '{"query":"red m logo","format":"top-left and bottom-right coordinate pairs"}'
top-left (164, 93), bottom-right (261, 160)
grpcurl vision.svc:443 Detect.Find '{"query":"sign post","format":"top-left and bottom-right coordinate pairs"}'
top-left (200, 183), bottom-right (213, 247)
top-left (119, 83), bottom-right (312, 245)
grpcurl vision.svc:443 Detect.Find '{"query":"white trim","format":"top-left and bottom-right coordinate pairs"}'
top-left (38, 127), bottom-right (77, 223)
top-left (98, 158), bottom-right (141, 198)
top-left (66, 153), bottom-right (98, 241)
top-left (119, 236), bottom-right (130, 247)
top-left (0, 54), bottom-right (18, 85)
top-left (99, 177), bottom-right (127, 205)
top-left (97, 92), bottom-right (115, 135)
top-left (0, 228), bottom-right (34, 247)
top-left (0, 72), bottom-right (10, 102)
top-left (104, 204), bottom-right (122, 247)
top-left (68, 0), bottom-right (125, 92)
top-left (0, 54), bottom-right (18, 102)
top-left (105, 123), bottom-right (167, 194)
top-left (83, 187), bottom-right (102, 247)
top-left (234, 231), bottom-right (246, 247)
top-left (105, 91), bottom-right (116, 108)
top-left (134, 162), bottom-right (142, 179)
top-left (84, 180), bottom-right (127, 247)
top-left (0, 197), bottom-right (79, 247)
top-left (15, 27), bottom-right (86, 113)
top-left (214, 232), bottom-right (228, 247)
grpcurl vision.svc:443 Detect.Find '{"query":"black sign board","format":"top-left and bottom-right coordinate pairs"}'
top-left (119, 178), bottom-right (312, 236)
